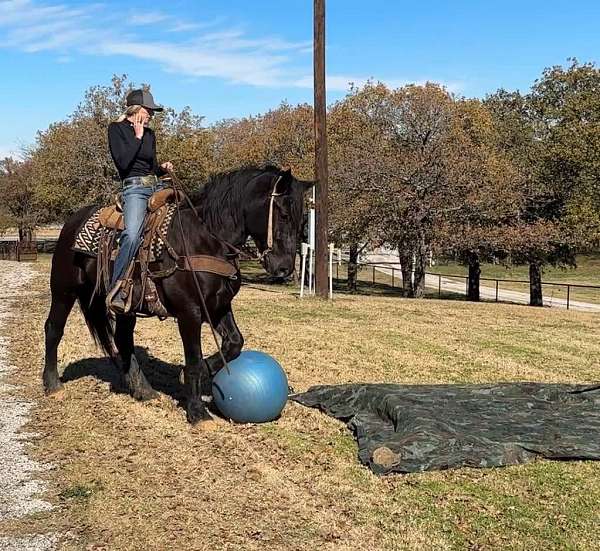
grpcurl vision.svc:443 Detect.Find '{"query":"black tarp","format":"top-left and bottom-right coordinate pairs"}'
top-left (291, 383), bottom-right (600, 475)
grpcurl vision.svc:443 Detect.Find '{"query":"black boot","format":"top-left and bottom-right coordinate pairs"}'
top-left (106, 280), bottom-right (128, 314)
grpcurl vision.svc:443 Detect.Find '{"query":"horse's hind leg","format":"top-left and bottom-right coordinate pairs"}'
top-left (177, 316), bottom-right (215, 428)
top-left (114, 314), bottom-right (158, 401)
top-left (43, 291), bottom-right (76, 395)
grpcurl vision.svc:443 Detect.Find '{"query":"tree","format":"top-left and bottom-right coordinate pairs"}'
top-left (374, 83), bottom-right (457, 297)
top-left (328, 83), bottom-right (392, 291)
top-left (484, 60), bottom-right (600, 306)
top-left (444, 98), bottom-right (524, 301)
top-left (212, 102), bottom-right (314, 180)
top-left (0, 158), bottom-right (40, 241)
top-left (529, 59), bottom-right (600, 245)
top-left (153, 106), bottom-right (214, 191)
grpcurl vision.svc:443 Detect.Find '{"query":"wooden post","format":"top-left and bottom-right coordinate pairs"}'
top-left (314, 0), bottom-right (329, 297)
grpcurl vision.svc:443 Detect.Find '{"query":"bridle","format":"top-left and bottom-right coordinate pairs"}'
top-left (257, 174), bottom-right (283, 264)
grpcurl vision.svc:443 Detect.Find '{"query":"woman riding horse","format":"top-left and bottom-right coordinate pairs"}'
top-left (43, 162), bottom-right (312, 427)
top-left (106, 88), bottom-right (174, 313)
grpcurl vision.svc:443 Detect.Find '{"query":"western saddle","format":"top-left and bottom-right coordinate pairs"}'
top-left (97, 187), bottom-right (179, 232)
top-left (96, 187), bottom-right (238, 319)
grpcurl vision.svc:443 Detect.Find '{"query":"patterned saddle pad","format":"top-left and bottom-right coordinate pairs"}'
top-left (72, 203), bottom-right (176, 261)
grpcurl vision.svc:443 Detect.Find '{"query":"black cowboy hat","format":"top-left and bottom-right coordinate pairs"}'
top-left (126, 89), bottom-right (163, 111)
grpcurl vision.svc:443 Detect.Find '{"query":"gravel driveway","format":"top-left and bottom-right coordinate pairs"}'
top-left (0, 261), bottom-right (56, 551)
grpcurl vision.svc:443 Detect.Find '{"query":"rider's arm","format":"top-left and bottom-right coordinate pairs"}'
top-left (151, 131), bottom-right (167, 177)
top-left (108, 122), bottom-right (143, 173)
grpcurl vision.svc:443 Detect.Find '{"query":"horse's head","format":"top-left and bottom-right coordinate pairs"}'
top-left (245, 167), bottom-right (314, 278)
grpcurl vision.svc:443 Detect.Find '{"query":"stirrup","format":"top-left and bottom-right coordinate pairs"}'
top-left (106, 280), bottom-right (130, 315)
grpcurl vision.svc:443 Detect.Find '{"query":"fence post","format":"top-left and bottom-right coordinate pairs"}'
top-left (567, 285), bottom-right (570, 310)
top-left (391, 267), bottom-right (394, 288)
top-left (495, 280), bottom-right (499, 302)
top-left (372, 266), bottom-right (375, 285)
top-left (438, 274), bottom-right (441, 298)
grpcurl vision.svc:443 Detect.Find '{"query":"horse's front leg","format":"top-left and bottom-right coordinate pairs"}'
top-left (205, 308), bottom-right (244, 377)
top-left (177, 316), bottom-right (215, 428)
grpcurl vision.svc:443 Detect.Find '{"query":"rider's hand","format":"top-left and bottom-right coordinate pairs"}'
top-left (133, 112), bottom-right (144, 140)
top-left (161, 161), bottom-right (174, 172)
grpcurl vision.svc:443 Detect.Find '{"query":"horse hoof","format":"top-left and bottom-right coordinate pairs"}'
top-left (187, 399), bottom-right (214, 426)
top-left (131, 388), bottom-right (159, 402)
top-left (44, 380), bottom-right (64, 397)
top-left (192, 419), bottom-right (219, 432)
top-left (46, 386), bottom-right (65, 401)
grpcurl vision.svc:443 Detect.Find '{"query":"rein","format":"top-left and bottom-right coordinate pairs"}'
top-left (167, 170), bottom-right (231, 375)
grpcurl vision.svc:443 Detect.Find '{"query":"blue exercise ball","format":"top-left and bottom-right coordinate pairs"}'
top-left (212, 350), bottom-right (289, 423)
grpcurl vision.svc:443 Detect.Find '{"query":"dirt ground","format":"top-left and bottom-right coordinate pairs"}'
top-left (1, 256), bottom-right (600, 550)
top-left (0, 260), bottom-right (57, 551)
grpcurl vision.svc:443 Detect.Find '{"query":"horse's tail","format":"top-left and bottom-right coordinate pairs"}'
top-left (78, 293), bottom-right (115, 359)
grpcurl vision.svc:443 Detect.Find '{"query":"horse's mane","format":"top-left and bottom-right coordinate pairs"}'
top-left (187, 165), bottom-right (281, 231)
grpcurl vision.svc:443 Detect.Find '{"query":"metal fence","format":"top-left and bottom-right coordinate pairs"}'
top-left (334, 261), bottom-right (600, 310)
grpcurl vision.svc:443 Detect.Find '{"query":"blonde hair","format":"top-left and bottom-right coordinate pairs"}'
top-left (116, 104), bottom-right (142, 122)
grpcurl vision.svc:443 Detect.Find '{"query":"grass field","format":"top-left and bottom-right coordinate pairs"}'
top-left (432, 254), bottom-right (600, 285)
top-left (2, 257), bottom-right (600, 550)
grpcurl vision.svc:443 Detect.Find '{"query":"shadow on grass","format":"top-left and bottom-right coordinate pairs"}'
top-left (61, 346), bottom-right (187, 406)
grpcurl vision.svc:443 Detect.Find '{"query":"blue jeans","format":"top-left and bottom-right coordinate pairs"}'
top-left (110, 181), bottom-right (165, 287)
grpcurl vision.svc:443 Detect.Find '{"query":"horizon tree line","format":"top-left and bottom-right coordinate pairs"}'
top-left (1, 59), bottom-right (599, 306)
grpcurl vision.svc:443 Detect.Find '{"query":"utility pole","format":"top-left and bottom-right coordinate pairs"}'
top-left (314, 0), bottom-right (329, 298)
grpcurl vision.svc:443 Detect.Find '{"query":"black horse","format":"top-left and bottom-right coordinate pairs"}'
top-left (43, 165), bottom-right (312, 426)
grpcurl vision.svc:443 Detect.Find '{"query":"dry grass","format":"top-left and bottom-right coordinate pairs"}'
top-left (2, 257), bottom-right (600, 550)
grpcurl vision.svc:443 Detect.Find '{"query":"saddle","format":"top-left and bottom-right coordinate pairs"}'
top-left (97, 187), bottom-right (181, 231)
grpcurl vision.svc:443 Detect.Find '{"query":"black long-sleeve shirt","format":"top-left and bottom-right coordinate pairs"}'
top-left (108, 120), bottom-right (166, 180)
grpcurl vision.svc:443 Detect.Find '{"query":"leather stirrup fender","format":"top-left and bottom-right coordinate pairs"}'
top-left (98, 206), bottom-right (125, 231)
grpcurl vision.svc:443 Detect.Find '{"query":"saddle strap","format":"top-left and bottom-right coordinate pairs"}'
top-left (177, 255), bottom-right (238, 279)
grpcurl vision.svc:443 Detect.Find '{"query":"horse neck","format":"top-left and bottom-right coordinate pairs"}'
top-left (197, 181), bottom-right (248, 248)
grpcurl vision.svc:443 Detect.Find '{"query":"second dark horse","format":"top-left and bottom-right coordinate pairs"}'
top-left (43, 166), bottom-right (312, 426)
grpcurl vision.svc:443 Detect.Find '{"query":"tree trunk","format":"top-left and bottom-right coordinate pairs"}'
top-left (529, 262), bottom-right (544, 307)
top-left (398, 246), bottom-right (414, 297)
top-left (467, 253), bottom-right (481, 302)
top-left (347, 243), bottom-right (359, 292)
top-left (413, 236), bottom-right (427, 298)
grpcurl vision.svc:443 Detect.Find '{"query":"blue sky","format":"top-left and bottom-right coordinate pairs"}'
top-left (1, 0), bottom-right (599, 158)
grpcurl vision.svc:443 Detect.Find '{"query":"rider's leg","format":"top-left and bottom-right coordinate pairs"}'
top-left (108, 183), bottom-right (152, 309)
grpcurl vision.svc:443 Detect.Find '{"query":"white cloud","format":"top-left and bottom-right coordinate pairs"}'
top-left (0, 0), bottom-right (460, 93)
top-left (0, 144), bottom-right (21, 159)
top-left (129, 12), bottom-right (169, 26)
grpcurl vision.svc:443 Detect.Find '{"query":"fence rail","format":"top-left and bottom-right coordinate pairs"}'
top-left (334, 261), bottom-right (600, 310)
top-left (0, 241), bottom-right (38, 262)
